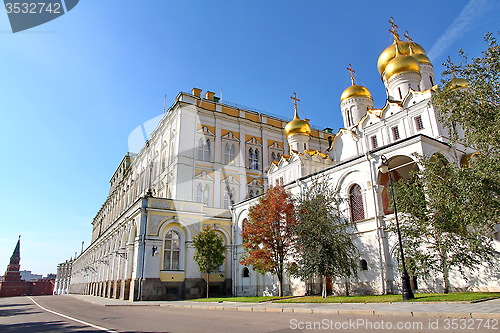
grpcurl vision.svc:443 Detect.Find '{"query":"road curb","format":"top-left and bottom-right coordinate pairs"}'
top-left (111, 302), bottom-right (499, 319)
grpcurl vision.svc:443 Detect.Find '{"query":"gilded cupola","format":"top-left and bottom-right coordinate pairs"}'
top-left (284, 93), bottom-right (311, 138)
top-left (341, 64), bottom-right (373, 102)
top-left (445, 57), bottom-right (470, 90)
top-left (377, 19), bottom-right (427, 78)
top-left (384, 43), bottom-right (421, 80)
top-left (340, 85), bottom-right (372, 102)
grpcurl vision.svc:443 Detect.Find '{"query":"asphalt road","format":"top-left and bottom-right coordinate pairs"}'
top-left (0, 295), bottom-right (498, 332)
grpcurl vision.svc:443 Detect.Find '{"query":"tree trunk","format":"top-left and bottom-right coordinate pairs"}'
top-left (206, 273), bottom-right (209, 298)
top-left (440, 248), bottom-right (450, 294)
top-left (345, 277), bottom-right (350, 296)
top-left (277, 272), bottom-right (283, 297)
top-left (322, 275), bottom-right (327, 298)
top-left (443, 264), bottom-right (450, 294)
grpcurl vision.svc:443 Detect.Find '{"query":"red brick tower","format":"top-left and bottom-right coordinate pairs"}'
top-left (0, 236), bottom-right (30, 297)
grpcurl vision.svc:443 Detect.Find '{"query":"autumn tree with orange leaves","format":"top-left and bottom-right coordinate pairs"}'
top-left (240, 185), bottom-right (296, 297)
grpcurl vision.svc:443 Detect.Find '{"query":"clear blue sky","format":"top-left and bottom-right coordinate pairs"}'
top-left (1, 0), bottom-right (499, 276)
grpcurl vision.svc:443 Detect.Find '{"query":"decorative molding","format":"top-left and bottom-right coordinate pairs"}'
top-left (245, 137), bottom-right (262, 147)
top-left (221, 131), bottom-right (240, 142)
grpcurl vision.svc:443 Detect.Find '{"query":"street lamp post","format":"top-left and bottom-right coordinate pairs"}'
top-left (379, 155), bottom-right (414, 301)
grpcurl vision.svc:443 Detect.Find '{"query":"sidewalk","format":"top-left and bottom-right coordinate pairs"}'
top-left (66, 294), bottom-right (500, 319)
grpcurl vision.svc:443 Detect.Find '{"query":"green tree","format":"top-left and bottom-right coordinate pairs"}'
top-left (193, 226), bottom-right (225, 298)
top-left (393, 155), bottom-right (497, 293)
top-left (392, 33), bottom-right (500, 293)
top-left (433, 33), bottom-right (500, 154)
top-left (292, 177), bottom-right (358, 298)
top-left (240, 185), bottom-right (296, 297)
top-left (431, 32), bottom-right (500, 231)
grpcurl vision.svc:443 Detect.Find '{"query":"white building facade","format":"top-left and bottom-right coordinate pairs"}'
top-left (68, 88), bottom-right (330, 300)
top-left (67, 25), bottom-right (500, 300)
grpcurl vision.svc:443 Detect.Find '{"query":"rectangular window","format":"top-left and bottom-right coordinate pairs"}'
top-left (414, 115), bottom-right (424, 131)
top-left (392, 126), bottom-right (400, 140)
top-left (370, 135), bottom-right (378, 149)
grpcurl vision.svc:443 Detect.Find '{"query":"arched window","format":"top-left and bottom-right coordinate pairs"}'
top-left (242, 267), bottom-right (250, 278)
top-left (249, 149), bottom-right (259, 170)
top-left (241, 218), bottom-right (248, 231)
top-left (349, 184), bottom-right (365, 222)
top-left (271, 152), bottom-right (276, 162)
top-left (195, 184), bottom-right (210, 205)
top-left (360, 259), bottom-right (368, 271)
top-left (198, 138), bottom-right (211, 161)
top-left (163, 230), bottom-right (181, 270)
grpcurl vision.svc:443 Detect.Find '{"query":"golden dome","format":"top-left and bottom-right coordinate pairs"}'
top-left (284, 111), bottom-right (311, 138)
top-left (340, 85), bottom-right (372, 102)
top-left (377, 41), bottom-right (427, 74)
top-left (413, 53), bottom-right (431, 64)
top-left (447, 77), bottom-right (470, 90)
top-left (384, 53), bottom-right (421, 80)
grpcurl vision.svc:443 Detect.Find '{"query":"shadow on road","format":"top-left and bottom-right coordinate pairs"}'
top-left (0, 303), bottom-right (40, 317)
top-left (0, 320), bottom-right (104, 332)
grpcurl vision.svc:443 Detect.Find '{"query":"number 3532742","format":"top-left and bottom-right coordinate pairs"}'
top-left (5, 2), bottom-right (62, 14)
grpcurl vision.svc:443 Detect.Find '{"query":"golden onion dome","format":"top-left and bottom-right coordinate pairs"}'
top-left (384, 53), bottom-right (421, 80)
top-left (413, 53), bottom-right (431, 65)
top-left (377, 41), bottom-right (427, 74)
top-left (447, 77), bottom-right (470, 90)
top-left (340, 84), bottom-right (372, 102)
top-left (284, 111), bottom-right (311, 138)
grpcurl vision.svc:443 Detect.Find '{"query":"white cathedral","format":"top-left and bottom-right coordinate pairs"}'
top-left (67, 23), bottom-right (500, 300)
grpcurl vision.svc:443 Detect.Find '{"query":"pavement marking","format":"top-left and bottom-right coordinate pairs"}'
top-left (28, 297), bottom-right (117, 333)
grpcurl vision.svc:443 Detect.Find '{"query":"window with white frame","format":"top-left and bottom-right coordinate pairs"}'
top-left (197, 138), bottom-right (211, 162)
top-left (248, 148), bottom-right (259, 170)
top-left (163, 230), bottom-right (181, 270)
top-left (195, 184), bottom-right (209, 205)
top-left (224, 142), bottom-right (237, 165)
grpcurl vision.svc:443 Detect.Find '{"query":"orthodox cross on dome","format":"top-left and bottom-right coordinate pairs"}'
top-left (404, 31), bottom-right (416, 54)
top-left (388, 17), bottom-right (400, 41)
top-left (290, 92), bottom-right (300, 117)
top-left (347, 64), bottom-right (356, 85)
top-left (404, 30), bottom-right (413, 43)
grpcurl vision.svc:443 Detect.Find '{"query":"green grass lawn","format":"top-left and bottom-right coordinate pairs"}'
top-left (191, 296), bottom-right (288, 303)
top-left (275, 292), bottom-right (500, 303)
top-left (191, 292), bottom-right (500, 303)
